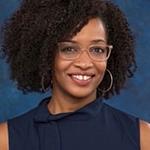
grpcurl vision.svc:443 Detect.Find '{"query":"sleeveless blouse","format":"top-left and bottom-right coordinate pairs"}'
top-left (8, 97), bottom-right (140, 150)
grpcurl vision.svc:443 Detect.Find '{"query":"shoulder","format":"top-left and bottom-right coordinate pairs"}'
top-left (0, 98), bottom-right (48, 149)
top-left (6, 97), bottom-right (50, 139)
top-left (0, 105), bottom-right (39, 150)
top-left (102, 102), bottom-right (139, 125)
top-left (0, 122), bottom-right (9, 150)
top-left (8, 105), bottom-right (39, 125)
top-left (8, 97), bottom-right (49, 127)
top-left (140, 120), bottom-right (150, 150)
top-left (102, 102), bottom-right (140, 146)
top-left (0, 105), bottom-right (41, 150)
top-left (102, 102), bottom-right (150, 150)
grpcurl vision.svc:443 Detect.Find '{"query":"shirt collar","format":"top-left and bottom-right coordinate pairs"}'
top-left (34, 97), bottom-right (103, 123)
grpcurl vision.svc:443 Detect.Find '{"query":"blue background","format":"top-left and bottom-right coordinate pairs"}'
top-left (0, 0), bottom-right (150, 122)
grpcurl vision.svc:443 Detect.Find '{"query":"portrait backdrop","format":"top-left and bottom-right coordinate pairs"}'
top-left (0, 0), bottom-right (150, 122)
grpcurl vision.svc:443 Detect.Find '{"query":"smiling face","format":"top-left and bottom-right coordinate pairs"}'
top-left (52, 18), bottom-right (107, 102)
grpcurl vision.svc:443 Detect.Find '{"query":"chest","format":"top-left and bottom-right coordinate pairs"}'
top-left (9, 119), bottom-right (140, 150)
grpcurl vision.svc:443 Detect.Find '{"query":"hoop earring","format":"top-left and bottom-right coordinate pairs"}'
top-left (98, 69), bottom-right (113, 96)
top-left (41, 75), bottom-right (52, 92)
top-left (41, 75), bottom-right (46, 92)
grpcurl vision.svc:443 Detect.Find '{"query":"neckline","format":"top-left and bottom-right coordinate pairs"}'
top-left (34, 97), bottom-right (103, 122)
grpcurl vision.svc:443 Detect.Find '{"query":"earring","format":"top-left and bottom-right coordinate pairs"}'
top-left (41, 75), bottom-right (47, 92)
top-left (41, 74), bottom-right (52, 92)
top-left (98, 69), bottom-right (113, 96)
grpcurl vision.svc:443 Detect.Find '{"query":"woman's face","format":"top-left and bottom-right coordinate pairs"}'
top-left (52, 18), bottom-right (107, 100)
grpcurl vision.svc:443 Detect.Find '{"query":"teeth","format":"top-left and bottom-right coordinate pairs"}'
top-left (72, 75), bottom-right (92, 81)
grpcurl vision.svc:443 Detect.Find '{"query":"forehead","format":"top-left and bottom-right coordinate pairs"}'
top-left (71, 18), bottom-right (107, 43)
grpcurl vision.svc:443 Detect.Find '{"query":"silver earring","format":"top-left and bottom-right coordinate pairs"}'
top-left (41, 75), bottom-right (47, 92)
top-left (41, 75), bottom-right (52, 92)
top-left (98, 69), bottom-right (113, 96)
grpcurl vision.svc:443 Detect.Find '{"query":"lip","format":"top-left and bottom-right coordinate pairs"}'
top-left (68, 72), bottom-right (95, 76)
top-left (68, 73), bottom-right (95, 86)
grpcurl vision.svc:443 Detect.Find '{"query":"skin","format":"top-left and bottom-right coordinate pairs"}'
top-left (49, 18), bottom-right (107, 114)
top-left (0, 18), bottom-right (150, 150)
top-left (140, 121), bottom-right (150, 150)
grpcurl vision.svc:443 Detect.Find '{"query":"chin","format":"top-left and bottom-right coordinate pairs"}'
top-left (67, 89), bottom-right (96, 100)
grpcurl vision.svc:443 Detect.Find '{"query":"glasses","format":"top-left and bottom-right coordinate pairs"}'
top-left (57, 42), bottom-right (113, 61)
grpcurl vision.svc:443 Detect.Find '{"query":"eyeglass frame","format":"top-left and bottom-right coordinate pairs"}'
top-left (57, 42), bottom-right (113, 62)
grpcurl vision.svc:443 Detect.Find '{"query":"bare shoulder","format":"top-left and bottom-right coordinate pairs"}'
top-left (140, 120), bottom-right (150, 150)
top-left (0, 122), bottom-right (9, 150)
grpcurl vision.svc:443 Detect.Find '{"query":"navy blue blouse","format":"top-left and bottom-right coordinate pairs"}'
top-left (8, 97), bottom-right (140, 150)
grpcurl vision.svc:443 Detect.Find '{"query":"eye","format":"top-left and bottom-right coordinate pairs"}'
top-left (90, 46), bottom-right (105, 55)
top-left (59, 46), bottom-right (78, 54)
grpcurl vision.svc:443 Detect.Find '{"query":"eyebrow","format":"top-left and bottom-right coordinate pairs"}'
top-left (90, 39), bottom-right (106, 44)
top-left (59, 39), bottom-right (106, 44)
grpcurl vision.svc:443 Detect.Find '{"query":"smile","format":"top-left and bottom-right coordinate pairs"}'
top-left (72, 75), bottom-right (92, 81)
top-left (68, 73), bottom-right (95, 86)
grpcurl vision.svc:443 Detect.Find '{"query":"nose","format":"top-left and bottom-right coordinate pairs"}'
top-left (74, 50), bottom-right (93, 69)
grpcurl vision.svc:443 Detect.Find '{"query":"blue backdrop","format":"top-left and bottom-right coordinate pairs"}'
top-left (0, 0), bottom-right (150, 122)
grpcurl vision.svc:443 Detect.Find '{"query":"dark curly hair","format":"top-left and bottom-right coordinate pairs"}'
top-left (0, 0), bottom-right (137, 99)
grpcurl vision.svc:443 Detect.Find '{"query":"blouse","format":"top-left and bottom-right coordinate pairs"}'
top-left (8, 97), bottom-right (140, 150)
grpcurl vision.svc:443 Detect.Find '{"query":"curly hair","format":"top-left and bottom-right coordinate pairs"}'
top-left (0, 0), bottom-right (137, 99)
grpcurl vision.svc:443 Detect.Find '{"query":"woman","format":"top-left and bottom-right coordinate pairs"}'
top-left (0, 0), bottom-right (149, 150)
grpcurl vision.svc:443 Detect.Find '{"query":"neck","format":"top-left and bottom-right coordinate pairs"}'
top-left (48, 90), bottom-right (96, 115)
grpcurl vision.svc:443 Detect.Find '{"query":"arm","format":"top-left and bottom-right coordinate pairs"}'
top-left (0, 122), bottom-right (9, 150)
top-left (140, 120), bottom-right (150, 150)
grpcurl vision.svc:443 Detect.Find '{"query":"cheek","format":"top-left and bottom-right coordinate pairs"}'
top-left (53, 56), bottom-right (63, 81)
top-left (95, 62), bottom-right (107, 83)
top-left (53, 57), bottom-right (72, 79)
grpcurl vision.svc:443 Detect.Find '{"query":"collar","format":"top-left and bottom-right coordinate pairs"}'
top-left (34, 97), bottom-right (103, 123)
